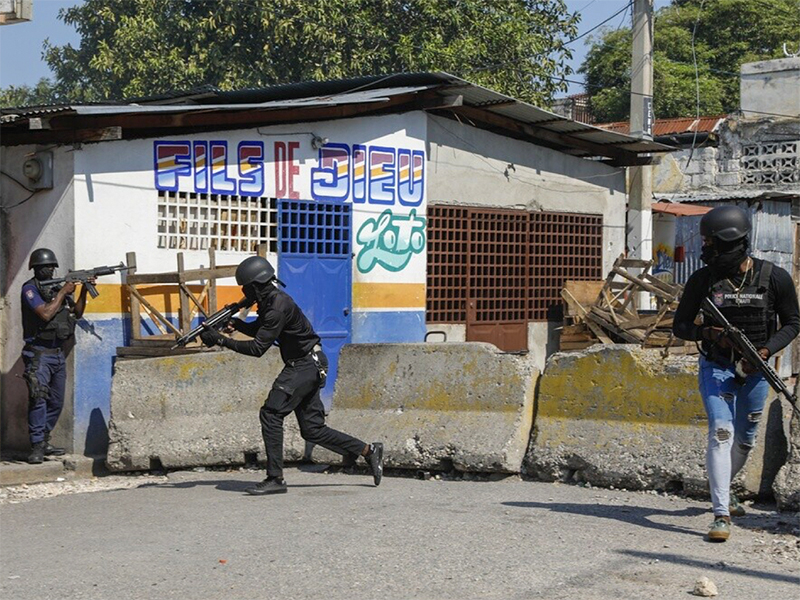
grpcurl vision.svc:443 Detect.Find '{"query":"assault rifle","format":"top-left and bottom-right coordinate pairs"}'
top-left (41, 262), bottom-right (131, 298)
top-left (171, 297), bottom-right (254, 350)
top-left (702, 298), bottom-right (799, 415)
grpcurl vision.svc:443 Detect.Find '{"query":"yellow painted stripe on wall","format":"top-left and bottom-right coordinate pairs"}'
top-left (83, 284), bottom-right (243, 314)
top-left (352, 283), bottom-right (426, 309)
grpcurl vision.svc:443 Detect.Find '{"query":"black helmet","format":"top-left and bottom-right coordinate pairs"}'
top-left (28, 248), bottom-right (58, 269)
top-left (699, 206), bottom-right (751, 243)
top-left (235, 256), bottom-right (276, 287)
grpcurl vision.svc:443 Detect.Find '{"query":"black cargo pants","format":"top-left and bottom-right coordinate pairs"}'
top-left (260, 350), bottom-right (365, 478)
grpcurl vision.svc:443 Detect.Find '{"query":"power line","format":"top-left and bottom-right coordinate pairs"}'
top-left (685, 0), bottom-right (707, 169)
top-left (564, 1), bottom-right (634, 47)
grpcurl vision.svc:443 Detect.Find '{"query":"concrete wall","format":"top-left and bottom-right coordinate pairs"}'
top-left (106, 349), bottom-right (304, 470)
top-left (423, 322), bottom-right (559, 374)
top-left (321, 342), bottom-right (538, 472)
top-left (107, 342), bottom-right (537, 474)
top-left (1, 145), bottom-right (75, 454)
top-left (741, 57), bottom-right (800, 119)
top-left (526, 345), bottom-right (792, 499)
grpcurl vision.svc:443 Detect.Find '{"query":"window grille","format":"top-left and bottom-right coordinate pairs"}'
top-left (157, 191), bottom-right (277, 252)
top-left (427, 206), bottom-right (469, 323)
top-left (529, 212), bottom-right (603, 321)
top-left (426, 206), bottom-right (603, 324)
top-left (741, 141), bottom-right (800, 185)
top-left (469, 210), bottom-right (529, 323)
top-left (279, 199), bottom-right (351, 257)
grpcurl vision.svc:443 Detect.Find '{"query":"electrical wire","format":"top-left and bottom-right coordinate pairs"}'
top-left (1, 190), bottom-right (39, 212)
top-left (685, 0), bottom-right (707, 170)
top-left (563, 1), bottom-right (634, 47)
top-left (1, 169), bottom-right (35, 192)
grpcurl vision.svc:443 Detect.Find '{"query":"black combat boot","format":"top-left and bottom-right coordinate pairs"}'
top-left (366, 442), bottom-right (384, 486)
top-left (27, 442), bottom-right (45, 464)
top-left (245, 477), bottom-right (288, 495)
top-left (43, 433), bottom-right (65, 456)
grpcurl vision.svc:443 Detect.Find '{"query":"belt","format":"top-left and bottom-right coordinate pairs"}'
top-left (285, 344), bottom-right (324, 367)
top-left (25, 345), bottom-right (62, 355)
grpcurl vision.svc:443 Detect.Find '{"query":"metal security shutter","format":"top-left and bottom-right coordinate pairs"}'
top-left (529, 212), bottom-right (603, 321)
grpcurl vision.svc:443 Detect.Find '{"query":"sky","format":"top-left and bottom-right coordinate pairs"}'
top-left (0, 0), bottom-right (672, 96)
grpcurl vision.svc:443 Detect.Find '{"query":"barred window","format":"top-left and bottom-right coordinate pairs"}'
top-left (529, 212), bottom-right (603, 321)
top-left (426, 206), bottom-right (603, 324)
top-left (157, 191), bottom-right (278, 252)
top-left (741, 141), bottom-right (800, 185)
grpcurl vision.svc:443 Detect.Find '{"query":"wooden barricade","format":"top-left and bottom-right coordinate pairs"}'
top-left (117, 245), bottom-right (266, 358)
top-left (559, 254), bottom-right (697, 355)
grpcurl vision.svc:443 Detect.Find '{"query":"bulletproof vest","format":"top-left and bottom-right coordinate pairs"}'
top-left (706, 259), bottom-right (773, 350)
top-left (23, 278), bottom-right (76, 342)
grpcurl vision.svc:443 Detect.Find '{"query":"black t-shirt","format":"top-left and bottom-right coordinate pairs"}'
top-left (673, 258), bottom-right (800, 356)
top-left (223, 288), bottom-right (320, 362)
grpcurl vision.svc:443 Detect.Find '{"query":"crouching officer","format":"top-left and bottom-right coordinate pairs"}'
top-left (199, 255), bottom-right (384, 495)
top-left (673, 206), bottom-right (799, 542)
top-left (21, 248), bottom-right (94, 464)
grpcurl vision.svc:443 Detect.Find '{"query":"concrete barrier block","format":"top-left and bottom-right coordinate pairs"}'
top-left (316, 343), bottom-right (537, 473)
top-left (525, 345), bottom-right (789, 497)
top-left (106, 350), bottom-right (305, 471)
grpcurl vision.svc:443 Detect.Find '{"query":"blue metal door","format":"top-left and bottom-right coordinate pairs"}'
top-left (278, 199), bottom-right (352, 410)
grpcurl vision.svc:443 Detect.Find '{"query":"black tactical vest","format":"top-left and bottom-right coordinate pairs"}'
top-left (705, 259), bottom-right (773, 353)
top-left (22, 278), bottom-right (76, 343)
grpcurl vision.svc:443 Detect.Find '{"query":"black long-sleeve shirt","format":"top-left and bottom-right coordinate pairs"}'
top-left (673, 259), bottom-right (800, 357)
top-left (218, 289), bottom-right (320, 362)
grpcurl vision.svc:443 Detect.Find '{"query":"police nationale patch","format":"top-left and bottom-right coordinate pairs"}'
top-left (25, 289), bottom-right (34, 300)
top-left (713, 291), bottom-right (724, 307)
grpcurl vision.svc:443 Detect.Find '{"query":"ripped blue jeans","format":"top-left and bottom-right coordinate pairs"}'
top-left (699, 356), bottom-right (769, 517)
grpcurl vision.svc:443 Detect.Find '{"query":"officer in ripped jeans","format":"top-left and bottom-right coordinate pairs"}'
top-left (673, 206), bottom-right (800, 542)
top-left (21, 248), bottom-right (94, 464)
top-left (200, 256), bottom-right (383, 495)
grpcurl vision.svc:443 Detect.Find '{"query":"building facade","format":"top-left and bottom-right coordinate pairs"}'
top-left (1, 74), bottom-right (665, 455)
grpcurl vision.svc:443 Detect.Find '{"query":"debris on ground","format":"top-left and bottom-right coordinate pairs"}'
top-left (692, 576), bottom-right (719, 597)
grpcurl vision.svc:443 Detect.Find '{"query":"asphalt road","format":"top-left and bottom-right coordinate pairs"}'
top-left (1, 467), bottom-right (798, 600)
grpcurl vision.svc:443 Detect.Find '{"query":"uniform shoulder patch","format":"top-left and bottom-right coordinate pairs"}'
top-left (25, 289), bottom-right (35, 300)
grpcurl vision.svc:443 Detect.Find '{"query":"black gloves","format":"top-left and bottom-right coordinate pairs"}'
top-left (200, 327), bottom-right (223, 348)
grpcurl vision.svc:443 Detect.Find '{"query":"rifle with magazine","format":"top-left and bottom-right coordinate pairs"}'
top-left (41, 262), bottom-right (131, 298)
top-left (702, 298), bottom-right (799, 415)
top-left (171, 297), bottom-right (254, 349)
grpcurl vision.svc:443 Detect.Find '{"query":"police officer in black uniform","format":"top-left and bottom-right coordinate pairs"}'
top-left (200, 255), bottom-right (384, 495)
top-left (20, 248), bottom-right (94, 464)
top-left (673, 206), bottom-right (799, 542)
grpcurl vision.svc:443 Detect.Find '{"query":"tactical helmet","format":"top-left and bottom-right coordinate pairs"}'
top-left (699, 206), bottom-right (751, 243)
top-left (28, 248), bottom-right (59, 269)
top-left (235, 256), bottom-right (276, 287)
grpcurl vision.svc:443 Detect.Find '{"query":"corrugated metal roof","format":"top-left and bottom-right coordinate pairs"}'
top-left (654, 190), bottom-right (798, 202)
top-left (1, 72), bottom-right (672, 157)
top-left (68, 86), bottom-right (434, 115)
top-left (652, 201), bottom-right (712, 216)
top-left (598, 116), bottom-right (726, 137)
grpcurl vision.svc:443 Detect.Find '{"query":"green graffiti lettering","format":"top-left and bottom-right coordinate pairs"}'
top-left (356, 209), bottom-right (426, 273)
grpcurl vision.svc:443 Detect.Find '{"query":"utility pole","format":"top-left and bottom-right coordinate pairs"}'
top-left (628, 0), bottom-right (654, 309)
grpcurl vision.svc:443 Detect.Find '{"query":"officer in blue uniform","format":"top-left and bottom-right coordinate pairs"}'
top-left (20, 248), bottom-right (93, 464)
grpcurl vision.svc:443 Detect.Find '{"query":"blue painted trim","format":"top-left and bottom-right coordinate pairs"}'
top-left (352, 311), bottom-right (426, 343)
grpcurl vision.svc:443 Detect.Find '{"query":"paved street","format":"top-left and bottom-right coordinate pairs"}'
top-left (1, 467), bottom-right (798, 600)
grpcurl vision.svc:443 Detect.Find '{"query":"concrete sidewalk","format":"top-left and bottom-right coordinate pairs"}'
top-left (1, 468), bottom-right (797, 600)
top-left (0, 454), bottom-right (102, 486)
